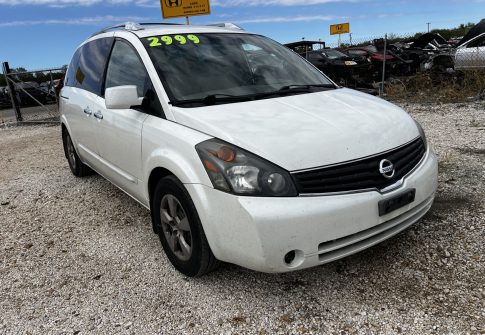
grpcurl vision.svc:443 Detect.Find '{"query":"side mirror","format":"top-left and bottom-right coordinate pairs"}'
top-left (105, 85), bottom-right (144, 109)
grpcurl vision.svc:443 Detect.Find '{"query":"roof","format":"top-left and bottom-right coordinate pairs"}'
top-left (134, 25), bottom-right (249, 38)
top-left (92, 22), bottom-right (249, 38)
top-left (284, 41), bottom-right (325, 48)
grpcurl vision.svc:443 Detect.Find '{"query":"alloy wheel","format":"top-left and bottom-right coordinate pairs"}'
top-left (160, 194), bottom-right (193, 261)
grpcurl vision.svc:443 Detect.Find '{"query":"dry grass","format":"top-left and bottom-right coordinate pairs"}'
top-left (386, 70), bottom-right (485, 103)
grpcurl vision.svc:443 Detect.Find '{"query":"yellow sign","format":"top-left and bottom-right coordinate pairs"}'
top-left (161, 0), bottom-right (211, 19)
top-left (330, 23), bottom-right (350, 35)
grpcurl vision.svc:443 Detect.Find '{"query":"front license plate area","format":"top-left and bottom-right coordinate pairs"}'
top-left (378, 189), bottom-right (416, 216)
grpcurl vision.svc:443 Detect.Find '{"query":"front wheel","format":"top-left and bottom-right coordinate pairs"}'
top-left (152, 176), bottom-right (219, 277)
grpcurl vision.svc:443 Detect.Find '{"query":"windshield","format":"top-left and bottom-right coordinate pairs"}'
top-left (142, 33), bottom-right (334, 105)
top-left (321, 49), bottom-right (348, 59)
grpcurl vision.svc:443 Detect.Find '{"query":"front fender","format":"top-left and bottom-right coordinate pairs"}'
top-left (142, 116), bottom-right (214, 202)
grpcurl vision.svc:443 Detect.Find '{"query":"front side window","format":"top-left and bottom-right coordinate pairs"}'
top-left (142, 33), bottom-right (335, 107)
top-left (105, 39), bottom-right (163, 117)
top-left (105, 40), bottom-right (149, 97)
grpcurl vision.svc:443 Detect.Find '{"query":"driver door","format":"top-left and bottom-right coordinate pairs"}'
top-left (93, 39), bottom-right (161, 202)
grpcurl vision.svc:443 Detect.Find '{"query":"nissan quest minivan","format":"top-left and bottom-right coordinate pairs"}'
top-left (60, 23), bottom-right (438, 277)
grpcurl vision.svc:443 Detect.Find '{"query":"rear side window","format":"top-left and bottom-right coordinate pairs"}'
top-left (74, 37), bottom-right (114, 95)
top-left (65, 48), bottom-right (81, 87)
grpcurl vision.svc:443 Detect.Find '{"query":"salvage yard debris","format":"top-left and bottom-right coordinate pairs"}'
top-left (285, 20), bottom-right (484, 95)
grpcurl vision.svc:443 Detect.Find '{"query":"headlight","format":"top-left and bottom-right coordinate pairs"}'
top-left (196, 139), bottom-right (297, 197)
top-left (414, 120), bottom-right (427, 149)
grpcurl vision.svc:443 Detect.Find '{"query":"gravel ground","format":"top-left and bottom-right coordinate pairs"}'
top-left (0, 105), bottom-right (59, 124)
top-left (0, 102), bottom-right (484, 335)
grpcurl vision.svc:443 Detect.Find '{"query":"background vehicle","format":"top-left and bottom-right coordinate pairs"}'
top-left (0, 86), bottom-right (11, 109)
top-left (40, 79), bottom-right (60, 103)
top-left (342, 46), bottom-right (397, 80)
top-left (306, 49), bottom-right (371, 86)
top-left (284, 40), bottom-right (326, 56)
top-left (455, 32), bottom-right (485, 70)
top-left (15, 81), bottom-right (47, 106)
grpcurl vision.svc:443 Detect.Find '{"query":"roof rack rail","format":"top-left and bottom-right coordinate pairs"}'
top-left (91, 22), bottom-right (183, 37)
top-left (205, 23), bottom-right (244, 30)
top-left (91, 21), bottom-right (244, 37)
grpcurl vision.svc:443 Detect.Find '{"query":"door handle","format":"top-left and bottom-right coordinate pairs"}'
top-left (94, 111), bottom-right (103, 120)
top-left (83, 107), bottom-right (92, 115)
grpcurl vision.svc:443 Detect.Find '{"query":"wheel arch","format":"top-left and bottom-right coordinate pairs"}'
top-left (147, 167), bottom-right (174, 210)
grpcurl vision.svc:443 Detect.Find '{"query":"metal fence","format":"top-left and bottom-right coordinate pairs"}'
top-left (1, 62), bottom-right (65, 124)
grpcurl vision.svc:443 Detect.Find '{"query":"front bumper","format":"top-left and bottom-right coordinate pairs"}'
top-left (186, 146), bottom-right (438, 273)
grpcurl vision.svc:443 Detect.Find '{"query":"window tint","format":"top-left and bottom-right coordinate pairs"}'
top-left (75, 37), bottom-right (114, 95)
top-left (65, 48), bottom-right (81, 87)
top-left (105, 39), bottom-right (163, 117)
top-left (105, 40), bottom-right (148, 97)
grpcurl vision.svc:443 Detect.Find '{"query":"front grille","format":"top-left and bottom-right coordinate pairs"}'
top-left (292, 137), bottom-right (425, 194)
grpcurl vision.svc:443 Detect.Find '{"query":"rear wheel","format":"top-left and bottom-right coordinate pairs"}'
top-left (62, 129), bottom-right (94, 177)
top-left (152, 175), bottom-right (219, 277)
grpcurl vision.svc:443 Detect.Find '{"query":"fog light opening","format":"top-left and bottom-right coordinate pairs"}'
top-left (284, 249), bottom-right (304, 268)
top-left (284, 250), bottom-right (296, 265)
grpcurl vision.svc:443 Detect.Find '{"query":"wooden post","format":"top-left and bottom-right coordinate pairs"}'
top-left (2, 62), bottom-right (22, 122)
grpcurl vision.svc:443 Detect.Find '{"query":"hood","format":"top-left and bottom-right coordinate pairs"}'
top-left (171, 88), bottom-right (420, 171)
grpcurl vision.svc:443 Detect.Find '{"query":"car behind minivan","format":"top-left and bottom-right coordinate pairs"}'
top-left (60, 23), bottom-right (438, 277)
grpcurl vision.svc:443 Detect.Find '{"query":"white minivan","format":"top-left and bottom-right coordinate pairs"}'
top-left (60, 23), bottom-right (438, 277)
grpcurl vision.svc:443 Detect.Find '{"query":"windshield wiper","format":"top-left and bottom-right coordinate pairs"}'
top-left (170, 94), bottom-right (252, 106)
top-left (170, 84), bottom-right (337, 107)
top-left (249, 84), bottom-right (337, 100)
top-left (278, 84), bottom-right (336, 91)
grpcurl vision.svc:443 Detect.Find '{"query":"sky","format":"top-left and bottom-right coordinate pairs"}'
top-left (0, 0), bottom-right (484, 70)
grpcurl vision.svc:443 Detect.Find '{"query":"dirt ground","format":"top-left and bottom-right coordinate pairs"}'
top-left (0, 102), bottom-right (484, 335)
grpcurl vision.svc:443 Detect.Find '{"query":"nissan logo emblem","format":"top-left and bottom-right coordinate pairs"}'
top-left (379, 159), bottom-right (395, 179)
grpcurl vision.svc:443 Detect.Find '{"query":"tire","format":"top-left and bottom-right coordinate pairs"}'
top-left (62, 129), bottom-right (94, 177)
top-left (152, 175), bottom-right (219, 277)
